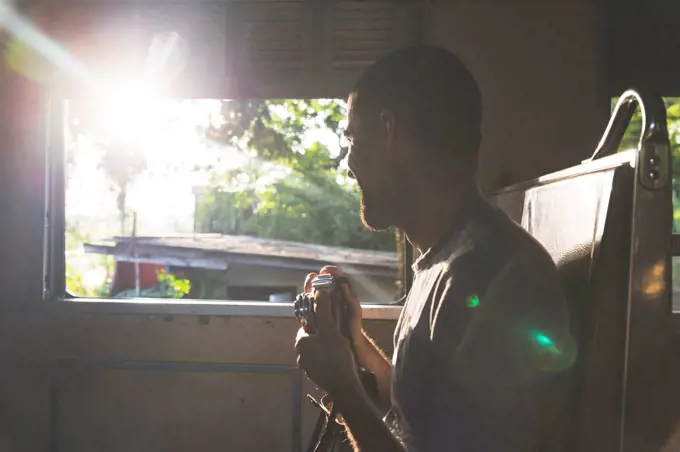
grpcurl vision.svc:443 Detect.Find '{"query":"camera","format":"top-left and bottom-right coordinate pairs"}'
top-left (293, 274), bottom-right (349, 338)
top-left (294, 274), bottom-right (343, 334)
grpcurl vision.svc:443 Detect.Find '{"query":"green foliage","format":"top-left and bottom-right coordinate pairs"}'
top-left (65, 219), bottom-right (115, 296)
top-left (65, 220), bottom-right (90, 251)
top-left (65, 254), bottom-right (114, 297)
top-left (157, 269), bottom-right (192, 298)
top-left (199, 99), bottom-right (396, 251)
top-left (112, 269), bottom-right (192, 299)
top-left (180, 269), bottom-right (227, 299)
top-left (668, 101), bottom-right (680, 228)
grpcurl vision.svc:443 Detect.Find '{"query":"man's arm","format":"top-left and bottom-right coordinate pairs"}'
top-left (333, 379), bottom-right (405, 452)
top-left (353, 331), bottom-right (392, 413)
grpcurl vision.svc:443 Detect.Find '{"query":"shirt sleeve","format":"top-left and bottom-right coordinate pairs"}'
top-left (418, 253), bottom-right (575, 452)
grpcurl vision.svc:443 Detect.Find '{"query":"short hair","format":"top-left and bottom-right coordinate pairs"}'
top-left (351, 45), bottom-right (482, 162)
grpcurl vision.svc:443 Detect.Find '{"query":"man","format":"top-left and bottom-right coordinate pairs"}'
top-left (295, 45), bottom-right (575, 452)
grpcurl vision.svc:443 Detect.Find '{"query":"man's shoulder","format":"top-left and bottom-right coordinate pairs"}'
top-left (482, 222), bottom-right (564, 300)
top-left (433, 202), bottom-right (562, 298)
top-left (447, 197), bottom-right (555, 264)
top-left (500, 221), bottom-right (561, 278)
top-left (476, 220), bottom-right (568, 323)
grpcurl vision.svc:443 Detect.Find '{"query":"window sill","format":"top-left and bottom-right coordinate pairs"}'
top-left (52, 298), bottom-right (403, 320)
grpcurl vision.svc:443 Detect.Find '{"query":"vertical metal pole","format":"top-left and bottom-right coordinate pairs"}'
top-left (45, 98), bottom-right (66, 300)
top-left (403, 233), bottom-right (413, 297)
top-left (132, 211), bottom-right (140, 296)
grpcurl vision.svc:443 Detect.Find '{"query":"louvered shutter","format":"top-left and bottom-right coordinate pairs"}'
top-left (42, 4), bottom-right (144, 97)
top-left (318, 1), bottom-right (421, 97)
top-left (42, 2), bottom-right (230, 98)
top-left (137, 3), bottom-right (230, 98)
top-left (229, 1), bottom-right (313, 99)
top-left (230, 1), bottom-right (421, 98)
top-left (41, 1), bottom-right (422, 99)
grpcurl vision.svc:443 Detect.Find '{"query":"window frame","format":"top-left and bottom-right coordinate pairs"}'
top-left (43, 98), bottom-right (406, 318)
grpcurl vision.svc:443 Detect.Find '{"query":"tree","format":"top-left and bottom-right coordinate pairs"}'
top-left (197, 99), bottom-right (398, 252)
top-left (67, 100), bottom-right (148, 234)
top-left (97, 141), bottom-right (146, 234)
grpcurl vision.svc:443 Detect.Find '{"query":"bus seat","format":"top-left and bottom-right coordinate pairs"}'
top-left (490, 89), bottom-right (674, 452)
top-left (492, 154), bottom-right (634, 451)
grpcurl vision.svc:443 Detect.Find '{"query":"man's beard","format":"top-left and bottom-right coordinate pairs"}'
top-left (358, 188), bottom-right (394, 232)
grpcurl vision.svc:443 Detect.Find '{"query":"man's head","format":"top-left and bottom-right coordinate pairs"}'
top-left (345, 45), bottom-right (482, 231)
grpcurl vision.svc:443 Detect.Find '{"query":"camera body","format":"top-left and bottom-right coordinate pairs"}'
top-left (294, 274), bottom-right (345, 334)
top-left (294, 273), bottom-right (380, 451)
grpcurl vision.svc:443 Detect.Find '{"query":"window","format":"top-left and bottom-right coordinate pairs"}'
top-left (30, 0), bottom-right (420, 309)
top-left (57, 95), bottom-right (403, 305)
top-left (226, 286), bottom-right (298, 303)
top-left (613, 97), bottom-right (680, 311)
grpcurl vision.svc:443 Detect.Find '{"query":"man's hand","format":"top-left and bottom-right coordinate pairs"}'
top-left (295, 273), bottom-right (361, 394)
top-left (313, 266), bottom-right (364, 344)
top-left (302, 266), bottom-right (393, 413)
top-left (295, 267), bottom-right (403, 452)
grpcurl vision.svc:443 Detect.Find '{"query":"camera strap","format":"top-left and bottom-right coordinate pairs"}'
top-left (304, 367), bottom-right (379, 452)
top-left (306, 395), bottom-right (344, 452)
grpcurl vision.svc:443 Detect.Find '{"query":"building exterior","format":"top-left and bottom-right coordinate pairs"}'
top-left (85, 233), bottom-right (400, 304)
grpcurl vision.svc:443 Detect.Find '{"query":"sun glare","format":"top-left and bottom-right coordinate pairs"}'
top-left (90, 77), bottom-right (164, 147)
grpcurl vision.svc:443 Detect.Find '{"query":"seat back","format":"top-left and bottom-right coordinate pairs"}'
top-left (493, 154), bottom-right (633, 451)
top-left (490, 89), bottom-right (674, 451)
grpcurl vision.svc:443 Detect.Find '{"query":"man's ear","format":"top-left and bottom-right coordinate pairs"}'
top-left (379, 108), bottom-right (396, 153)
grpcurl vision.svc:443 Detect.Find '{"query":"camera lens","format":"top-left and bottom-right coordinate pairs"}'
top-left (294, 293), bottom-right (314, 329)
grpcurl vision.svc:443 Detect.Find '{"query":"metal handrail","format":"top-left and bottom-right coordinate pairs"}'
top-left (586, 88), bottom-right (669, 162)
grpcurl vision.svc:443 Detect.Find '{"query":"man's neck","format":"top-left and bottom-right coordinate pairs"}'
top-left (400, 182), bottom-right (479, 254)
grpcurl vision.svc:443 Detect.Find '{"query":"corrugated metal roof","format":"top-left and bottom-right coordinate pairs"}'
top-left (87, 234), bottom-right (397, 272)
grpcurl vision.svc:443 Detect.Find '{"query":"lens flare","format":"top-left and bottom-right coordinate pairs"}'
top-left (466, 294), bottom-right (480, 308)
top-left (527, 329), bottom-right (577, 372)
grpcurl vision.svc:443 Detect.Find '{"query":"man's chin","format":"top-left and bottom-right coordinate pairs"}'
top-left (360, 209), bottom-right (392, 232)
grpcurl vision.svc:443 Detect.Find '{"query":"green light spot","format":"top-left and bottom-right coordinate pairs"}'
top-left (534, 333), bottom-right (554, 347)
top-left (466, 295), bottom-right (480, 308)
top-left (528, 329), bottom-right (578, 372)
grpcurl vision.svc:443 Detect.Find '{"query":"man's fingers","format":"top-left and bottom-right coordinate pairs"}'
top-left (304, 272), bottom-right (318, 293)
top-left (295, 329), bottom-right (312, 368)
top-left (295, 329), bottom-right (321, 373)
top-left (315, 266), bottom-right (355, 334)
top-left (319, 266), bottom-right (345, 278)
top-left (313, 289), bottom-right (336, 331)
top-left (296, 327), bottom-right (308, 343)
top-left (338, 280), bottom-right (359, 307)
top-left (320, 267), bottom-right (355, 307)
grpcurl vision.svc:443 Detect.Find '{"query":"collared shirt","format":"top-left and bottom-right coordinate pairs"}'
top-left (385, 191), bottom-right (575, 452)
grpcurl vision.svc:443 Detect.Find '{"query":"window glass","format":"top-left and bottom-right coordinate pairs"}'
top-left (64, 97), bottom-right (402, 304)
